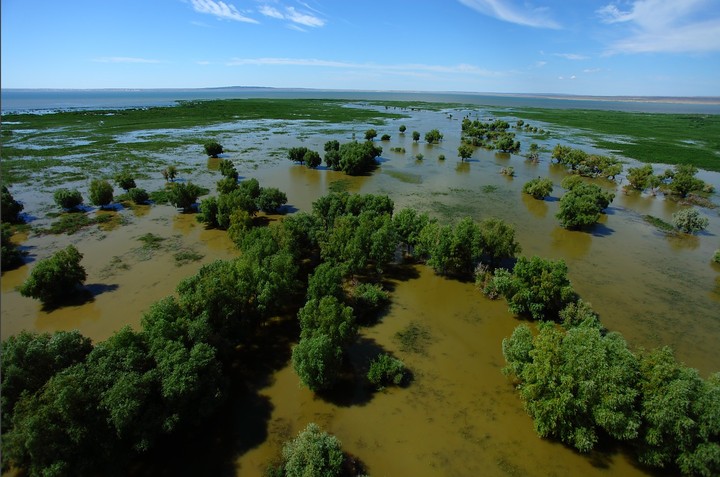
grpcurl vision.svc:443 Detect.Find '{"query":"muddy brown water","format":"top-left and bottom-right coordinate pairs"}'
top-left (2, 105), bottom-right (719, 476)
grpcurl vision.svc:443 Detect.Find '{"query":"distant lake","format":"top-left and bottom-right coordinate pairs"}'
top-left (3, 88), bottom-right (720, 114)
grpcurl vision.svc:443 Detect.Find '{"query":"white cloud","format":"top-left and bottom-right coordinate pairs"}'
top-left (598, 0), bottom-right (720, 53)
top-left (535, 61), bottom-right (548, 68)
top-left (226, 57), bottom-right (503, 76)
top-left (93, 57), bottom-right (161, 64)
top-left (285, 6), bottom-right (324, 27)
top-left (554, 53), bottom-right (589, 60)
top-left (458, 0), bottom-right (560, 29)
top-left (190, 0), bottom-right (258, 23)
top-left (257, 3), bottom-right (325, 28)
top-left (583, 68), bottom-right (601, 73)
top-left (258, 5), bottom-right (284, 19)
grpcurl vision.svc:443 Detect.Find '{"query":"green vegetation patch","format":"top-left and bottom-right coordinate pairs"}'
top-left (643, 214), bottom-right (677, 234)
top-left (384, 170), bottom-right (423, 184)
top-left (174, 249), bottom-right (204, 266)
top-left (394, 321), bottom-right (432, 354)
top-left (512, 108), bottom-right (720, 171)
top-left (40, 211), bottom-right (118, 235)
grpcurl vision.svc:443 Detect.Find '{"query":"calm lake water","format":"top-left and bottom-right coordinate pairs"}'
top-left (1, 96), bottom-right (719, 477)
top-left (3, 87), bottom-right (720, 114)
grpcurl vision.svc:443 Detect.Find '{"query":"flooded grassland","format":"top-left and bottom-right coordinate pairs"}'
top-left (2, 100), bottom-right (719, 476)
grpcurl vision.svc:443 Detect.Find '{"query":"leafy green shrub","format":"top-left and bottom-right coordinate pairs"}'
top-left (89, 179), bottom-right (114, 208)
top-left (303, 150), bottom-right (322, 169)
top-left (713, 250), bottom-right (720, 264)
top-left (438, 154), bottom-right (445, 161)
top-left (282, 423), bottom-right (344, 477)
top-left (53, 188), bottom-right (83, 210)
top-left (367, 353), bottom-right (407, 389)
top-left (114, 171), bottom-right (136, 191)
top-left (168, 182), bottom-right (203, 212)
top-left (204, 140), bottom-right (223, 158)
top-left (672, 208), bottom-right (709, 234)
top-left (19, 245), bottom-right (86, 306)
top-left (352, 283), bottom-right (390, 321)
top-left (557, 182), bottom-right (614, 229)
top-left (128, 187), bottom-right (149, 204)
top-left (257, 187), bottom-right (288, 213)
top-left (1, 185), bottom-right (24, 223)
top-left (218, 159), bottom-right (238, 179)
top-left (380, 134), bottom-right (391, 141)
top-left (490, 256), bottom-right (577, 321)
top-left (522, 177), bottom-right (553, 199)
top-left (1, 224), bottom-right (25, 269)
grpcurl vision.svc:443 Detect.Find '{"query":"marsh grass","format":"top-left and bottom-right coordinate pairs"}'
top-left (174, 249), bottom-right (204, 266)
top-left (510, 108), bottom-right (720, 171)
top-left (384, 170), bottom-right (422, 184)
top-left (41, 211), bottom-right (118, 235)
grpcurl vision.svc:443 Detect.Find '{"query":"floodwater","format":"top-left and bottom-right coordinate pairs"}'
top-left (2, 103), bottom-right (719, 476)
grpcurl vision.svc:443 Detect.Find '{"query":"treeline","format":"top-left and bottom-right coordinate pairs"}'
top-left (487, 255), bottom-right (720, 476)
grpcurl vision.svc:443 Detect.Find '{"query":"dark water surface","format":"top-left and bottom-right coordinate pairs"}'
top-left (3, 87), bottom-right (720, 114)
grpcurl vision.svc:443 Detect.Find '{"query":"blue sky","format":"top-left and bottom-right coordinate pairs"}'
top-left (2, 0), bottom-right (719, 96)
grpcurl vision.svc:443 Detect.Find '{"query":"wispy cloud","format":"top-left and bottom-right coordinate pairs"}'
top-left (554, 53), bottom-right (589, 60)
top-left (458, 0), bottom-right (560, 29)
top-left (598, 0), bottom-right (720, 53)
top-left (583, 68), bottom-right (601, 73)
top-left (93, 57), bottom-right (161, 64)
top-left (258, 3), bottom-right (325, 28)
top-left (226, 57), bottom-right (503, 76)
top-left (190, 0), bottom-right (258, 23)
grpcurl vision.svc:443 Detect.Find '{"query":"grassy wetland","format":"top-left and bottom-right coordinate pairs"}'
top-left (2, 97), bottom-right (720, 477)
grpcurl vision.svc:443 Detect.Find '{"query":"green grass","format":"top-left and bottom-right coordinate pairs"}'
top-left (174, 249), bottom-right (204, 266)
top-left (510, 108), bottom-right (720, 171)
top-left (643, 215), bottom-right (676, 233)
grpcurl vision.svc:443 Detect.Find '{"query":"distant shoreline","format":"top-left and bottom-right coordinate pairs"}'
top-left (3, 87), bottom-right (719, 106)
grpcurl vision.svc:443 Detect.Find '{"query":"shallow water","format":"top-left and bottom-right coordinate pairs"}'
top-left (1, 103), bottom-right (719, 476)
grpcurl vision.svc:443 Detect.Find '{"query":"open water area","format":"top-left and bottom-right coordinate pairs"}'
top-left (1, 90), bottom-right (719, 476)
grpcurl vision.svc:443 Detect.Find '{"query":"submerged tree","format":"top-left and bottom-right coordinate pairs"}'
top-left (19, 245), bottom-right (87, 306)
top-left (89, 179), bottom-right (114, 209)
top-left (204, 141), bottom-right (224, 158)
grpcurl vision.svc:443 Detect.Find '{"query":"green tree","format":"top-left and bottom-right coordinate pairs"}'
top-left (168, 182), bottom-right (203, 212)
top-left (496, 134), bottom-right (520, 153)
top-left (204, 140), bottom-right (224, 158)
top-left (626, 164), bottom-right (654, 191)
top-left (393, 207), bottom-right (432, 255)
top-left (303, 149), bottom-right (322, 169)
top-left (399, 125), bottom-right (406, 134)
top-left (282, 423), bottom-right (344, 477)
top-left (288, 146), bottom-right (310, 164)
top-left (364, 128), bottom-right (377, 141)
top-left (425, 129), bottom-right (443, 144)
top-left (1, 224), bottom-right (25, 269)
top-left (292, 334), bottom-right (343, 392)
top-left (478, 217), bottom-right (521, 267)
top-left (412, 131), bottom-right (420, 142)
top-left (257, 187), bottom-right (288, 213)
top-left (2, 185), bottom-right (24, 223)
top-left (216, 176), bottom-right (239, 194)
top-left (197, 196), bottom-right (220, 228)
top-left (336, 141), bottom-right (382, 176)
top-left (128, 187), bottom-right (149, 204)
top-left (298, 296), bottom-right (357, 347)
top-left (458, 143), bottom-right (474, 161)
top-left (162, 165), bottom-right (178, 182)
top-left (664, 164), bottom-right (705, 198)
top-left (490, 256), bottom-right (577, 321)
top-left (114, 171), bottom-right (136, 192)
top-left (526, 143), bottom-right (540, 162)
top-left (89, 179), bottom-right (114, 209)
top-left (557, 182), bottom-right (614, 229)
top-left (522, 177), bottom-right (554, 200)
top-left (1, 330), bottom-right (92, 430)
top-left (53, 188), bottom-right (84, 210)
top-left (19, 245), bottom-right (87, 306)
top-left (635, 347), bottom-right (720, 475)
top-left (672, 208), bottom-right (709, 234)
top-left (218, 159), bottom-right (239, 179)
top-left (504, 321), bottom-right (641, 453)
top-left (381, 133), bottom-right (391, 141)
top-left (306, 262), bottom-right (345, 302)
